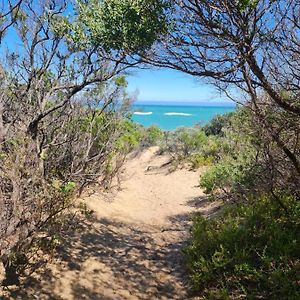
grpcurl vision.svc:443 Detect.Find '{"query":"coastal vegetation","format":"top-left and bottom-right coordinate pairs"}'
top-left (1, 0), bottom-right (300, 299)
top-left (147, 1), bottom-right (300, 297)
top-left (133, 105), bottom-right (300, 298)
top-left (185, 107), bottom-right (300, 298)
top-left (0, 0), bottom-right (167, 286)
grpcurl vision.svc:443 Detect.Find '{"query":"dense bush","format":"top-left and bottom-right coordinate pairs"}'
top-left (0, 81), bottom-right (134, 285)
top-left (186, 102), bottom-right (300, 298)
top-left (187, 154), bottom-right (214, 169)
top-left (185, 195), bottom-right (300, 299)
top-left (0, 0), bottom-right (143, 284)
top-left (140, 125), bottom-right (164, 148)
top-left (199, 156), bottom-right (258, 195)
top-left (203, 112), bottom-right (234, 136)
top-left (158, 127), bottom-right (216, 169)
top-left (115, 119), bottom-right (143, 154)
top-left (199, 104), bottom-right (300, 198)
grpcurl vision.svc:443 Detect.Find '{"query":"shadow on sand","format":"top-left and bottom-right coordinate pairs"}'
top-left (1, 194), bottom-right (222, 300)
top-left (2, 216), bottom-right (191, 300)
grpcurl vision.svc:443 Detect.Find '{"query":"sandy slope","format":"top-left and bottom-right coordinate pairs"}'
top-left (86, 147), bottom-right (206, 227)
top-left (1, 147), bottom-right (221, 300)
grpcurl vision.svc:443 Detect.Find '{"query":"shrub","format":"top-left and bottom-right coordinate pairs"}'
top-left (174, 127), bottom-right (208, 157)
top-left (184, 195), bottom-right (300, 299)
top-left (160, 127), bottom-right (208, 159)
top-left (188, 154), bottom-right (214, 169)
top-left (203, 112), bottom-right (234, 136)
top-left (140, 125), bottom-right (164, 147)
top-left (115, 119), bottom-right (143, 154)
top-left (0, 75), bottom-right (135, 285)
top-left (199, 155), bottom-right (259, 195)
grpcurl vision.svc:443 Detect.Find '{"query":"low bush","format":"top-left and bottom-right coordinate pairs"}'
top-left (203, 112), bottom-right (234, 136)
top-left (187, 154), bottom-right (214, 169)
top-left (157, 127), bottom-right (218, 169)
top-left (161, 127), bottom-right (208, 157)
top-left (184, 195), bottom-right (300, 299)
top-left (140, 125), bottom-right (164, 148)
top-left (199, 155), bottom-right (259, 195)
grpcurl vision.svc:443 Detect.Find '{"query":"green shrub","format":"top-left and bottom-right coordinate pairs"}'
top-left (184, 195), bottom-right (300, 299)
top-left (141, 125), bottom-right (164, 147)
top-left (201, 136), bottom-right (227, 161)
top-left (188, 154), bottom-right (214, 169)
top-left (160, 127), bottom-right (208, 158)
top-left (115, 119), bottom-right (143, 153)
top-left (199, 155), bottom-right (258, 194)
top-left (203, 112), bottom-right (234, 136)
top-left (175, 127), bottom-right (208, 156)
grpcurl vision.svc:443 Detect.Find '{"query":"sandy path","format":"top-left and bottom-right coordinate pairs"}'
top-left (1, 147), bottom-right (220, 300)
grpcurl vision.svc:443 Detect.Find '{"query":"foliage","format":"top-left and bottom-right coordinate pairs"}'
top-left (113, 123), bottom-right (164, 151)
top-left (187, 103), bottom-right (300, 298)
top-left (199, 111), bottom-right (259, 194)
top-left (140, 125), bottom-right (164, 147)
top-left (237, 0), bottom-right (259, 10)
top-left (185, 195), bottom-right (300, 299)
top-left (187, 154), bottom-right (214, 169)
top-left (199, 156), bottom-right (256, 194)
top-left (0, 80), bottom-right (134, 285)
top-left (162, 127), bottom-right (207, 156)
top-left (0, 0), bottom-right (144, 285)
top-left (115, 119), bottom-right (143, 153)
top-left (141, 123), bottom-right (234, 170)
top-left (203, 112), bottom-right (234, 136)
top-left (72, 0), bottom-right (171, 52)
top-left (199, 104), bottom-right (300, 199)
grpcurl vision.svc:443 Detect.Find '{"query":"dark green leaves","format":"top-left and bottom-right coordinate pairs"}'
top-left (237, 0), bottom-right (259, 10)
top-left (72, 0), bottom-right (170, 52)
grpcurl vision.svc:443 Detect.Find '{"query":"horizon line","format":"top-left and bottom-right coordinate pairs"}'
top-left (134, 100), bottom-right (236, 106)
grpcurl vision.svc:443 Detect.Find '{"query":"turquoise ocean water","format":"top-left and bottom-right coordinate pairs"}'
top-left (131, 103), bottom-right (235, 131)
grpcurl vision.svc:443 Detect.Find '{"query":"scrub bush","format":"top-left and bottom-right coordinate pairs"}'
top-left (185, 196), bottom-right (300, 299)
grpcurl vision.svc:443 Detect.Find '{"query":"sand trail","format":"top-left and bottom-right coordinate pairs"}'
top-left (2, 147), bottom-right (220, 300)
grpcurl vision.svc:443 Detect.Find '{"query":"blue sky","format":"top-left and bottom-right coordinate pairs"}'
top-left (2, 30), bottom-right (233, 105)
top-left (1, 2), bottom-right (233, 106)
top-left (127, 68), bottom-right (233, 104)
top-left (1, 11), bottom-right (233, 106)
top-left (0, 1), bottom-right (236, 106)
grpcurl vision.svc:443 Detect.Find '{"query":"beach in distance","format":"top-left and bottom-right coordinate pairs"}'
top-left (131, 102), bottom-right (236, 130)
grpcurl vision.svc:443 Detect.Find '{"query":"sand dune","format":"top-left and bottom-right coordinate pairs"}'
top-left (1, 147), bottom-right (221, 300)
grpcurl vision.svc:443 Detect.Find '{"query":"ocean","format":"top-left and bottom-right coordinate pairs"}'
top-left (131, 103), bottom-right (236, 131)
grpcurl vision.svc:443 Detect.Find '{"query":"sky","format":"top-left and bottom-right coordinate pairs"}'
top-left (0, 2), bottom-right (234, 107)
top-left (127, 68), bottom-right (234, 105)
top-left (1, 29), bottom-right (234, 106)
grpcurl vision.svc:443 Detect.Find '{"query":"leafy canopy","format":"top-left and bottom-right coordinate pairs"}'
top-left (238, 0), bottom-right (259, 10)
top-left (72, 0), bottom-right (170, 52)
